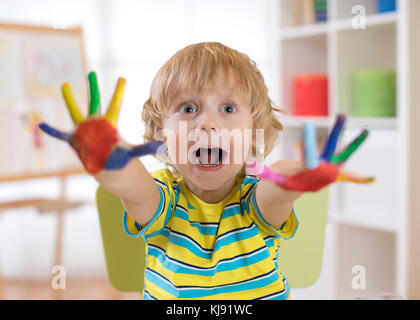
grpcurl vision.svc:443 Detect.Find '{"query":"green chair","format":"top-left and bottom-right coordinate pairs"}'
top-left (277, 187), bottom-right (329, 288)
top-left (96, 186), bottom-right (146, 292)
top-left (96, 185), bottom-right (329, 292)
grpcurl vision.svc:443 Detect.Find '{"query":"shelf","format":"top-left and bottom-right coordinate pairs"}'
top-left (329, 211), bottom-right (397, 233)
top-left (280, 23), bottom-right (329, 40)
top-left (334, 12), bottom-right (398, 31)
top-left (280, 116), bottom-right (397, 130)
top-left (280, 115), bottom-right (332, 128)
top-left (346, 117), bottom-right (397, 129)
top-left (279, 12), bottom-right (398, 40)
top-left (276, 0), bottom-right (419, 300)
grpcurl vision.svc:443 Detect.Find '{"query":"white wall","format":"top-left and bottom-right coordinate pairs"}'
top-left (0, 0), bottom-right (275, 281)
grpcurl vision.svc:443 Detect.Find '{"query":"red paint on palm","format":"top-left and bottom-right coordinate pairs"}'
top-left (281, 162), bottom-right (339, 192)
top-left (71, 118), bottom-right (118, 174)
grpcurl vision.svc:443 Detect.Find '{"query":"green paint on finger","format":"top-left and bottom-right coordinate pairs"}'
top-left (331, 129), bottom-right (369, 163)
top-left (88, 71), bottom-right (100, 116)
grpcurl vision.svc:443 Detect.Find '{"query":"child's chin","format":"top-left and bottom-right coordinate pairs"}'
top-left (176, 162), bottom-right (243, 180)
top-left (189, 175), bottom-right (231, 191)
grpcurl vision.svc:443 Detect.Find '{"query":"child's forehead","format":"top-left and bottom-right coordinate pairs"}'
top-left (168, 70), bottom-right (248, 105)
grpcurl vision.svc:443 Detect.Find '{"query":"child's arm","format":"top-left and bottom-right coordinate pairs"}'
top-left (94, 148), bottom-right (161, 227)
top-left (249, 114), bottom-right (375, 228)
top-left (38, 72), bottom-right (163, 226)
top-left (254, 160), bottom-right (304, 228)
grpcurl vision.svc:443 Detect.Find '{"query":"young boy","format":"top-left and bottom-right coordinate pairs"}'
top-left (39, 42), bottom-right (370, 300)
top-left (124, 42), bottom-right (303, 299)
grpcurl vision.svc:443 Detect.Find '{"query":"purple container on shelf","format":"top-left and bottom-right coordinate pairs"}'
top-left (377, 0), bottom-right (396, 13)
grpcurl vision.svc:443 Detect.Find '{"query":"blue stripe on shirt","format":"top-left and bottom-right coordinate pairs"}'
top-left (158, 223), bottom-right (259, 259)
top-left (173, 206), bottom-right (218, 235)
top-left (254, 277), bottom-right (289, 300)
top-left (145, 267), bottom-right (280, 299)
top-left (147, 244), bottom-right (270, 276)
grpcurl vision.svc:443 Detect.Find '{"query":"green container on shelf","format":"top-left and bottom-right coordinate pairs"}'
top-left (351, 69), bottom-right (396, 117)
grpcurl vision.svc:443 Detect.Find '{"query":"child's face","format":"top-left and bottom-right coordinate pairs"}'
top-left (163, 70), bottom-right (254, 191)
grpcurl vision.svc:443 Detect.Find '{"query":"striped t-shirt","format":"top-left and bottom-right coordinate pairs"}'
top-left (123, 168), bottom-right (298, 300)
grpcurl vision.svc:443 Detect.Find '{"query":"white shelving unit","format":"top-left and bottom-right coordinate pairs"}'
top-left (268, 0), bottom-right (420, 299)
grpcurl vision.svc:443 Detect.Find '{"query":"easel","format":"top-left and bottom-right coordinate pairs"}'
top-left (0, 23), bottom-right (89, 299)
top-left (0, 167), bottom-right (86, 299)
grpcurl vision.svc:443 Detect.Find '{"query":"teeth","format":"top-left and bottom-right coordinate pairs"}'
top-left (210, 148), bottom-right (219, 165)
top-left (196, 148), bottom-right (222, 166)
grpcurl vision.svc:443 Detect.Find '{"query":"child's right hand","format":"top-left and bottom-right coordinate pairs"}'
top-left (38, 72), bottom-right (163, 175)
top-left (248, 114), bottom-right (375, 192)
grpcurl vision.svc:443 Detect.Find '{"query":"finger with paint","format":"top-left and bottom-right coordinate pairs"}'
top-left (104, 141), bottom-right (165, 170)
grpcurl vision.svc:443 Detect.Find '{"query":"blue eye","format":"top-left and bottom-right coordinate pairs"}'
top-left (179, 104), bottom-right (197, 114)
top-left (220, 104), bottom-right (236, 113)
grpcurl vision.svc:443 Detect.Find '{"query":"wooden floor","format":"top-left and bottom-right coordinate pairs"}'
top-left (1, 279), bottom-right (141, 300)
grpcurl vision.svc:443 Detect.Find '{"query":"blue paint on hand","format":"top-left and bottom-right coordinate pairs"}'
top-left (320, 114), bottom-right (346, 162)
top-left (104, 141), bottom-right (165, 170)
top-left (38, 122), bottom-right (72, 142)
top-left (303, 122), bottom-right (319, 169)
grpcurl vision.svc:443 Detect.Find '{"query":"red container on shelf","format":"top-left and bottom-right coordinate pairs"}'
top-left (293, 74), bottom-right (328, 116)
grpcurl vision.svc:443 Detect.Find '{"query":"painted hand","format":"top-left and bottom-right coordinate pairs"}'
top-left (38, 72), bottom-right (163, 174)
top-left (247, 114), bottom-right (375, 192)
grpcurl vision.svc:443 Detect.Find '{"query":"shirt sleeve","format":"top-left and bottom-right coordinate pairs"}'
top-left (243, 176), bottom-right (298, 239)
top-left (123, 168), bottom-right (176, 239)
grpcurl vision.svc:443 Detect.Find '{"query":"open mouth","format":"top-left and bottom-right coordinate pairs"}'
top-left (193, 147), bottom-right (227, 167)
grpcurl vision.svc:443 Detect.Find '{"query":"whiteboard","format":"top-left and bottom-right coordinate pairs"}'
top-left (0, 23), bottom-right (87, 178)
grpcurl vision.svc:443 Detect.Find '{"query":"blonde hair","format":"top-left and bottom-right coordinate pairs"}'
top-left (141, 42), bottom-right (283, 177)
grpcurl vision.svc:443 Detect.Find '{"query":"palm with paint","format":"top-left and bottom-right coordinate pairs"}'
top-left (38, 72), bottom-right (163, 175)
top-left (247, 114), bottom-right (375, 192)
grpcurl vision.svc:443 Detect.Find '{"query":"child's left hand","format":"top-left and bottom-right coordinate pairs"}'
top-left (37, 72), bottom-right (164, 175)
top-left (247, 114), bottom-right (375, 192)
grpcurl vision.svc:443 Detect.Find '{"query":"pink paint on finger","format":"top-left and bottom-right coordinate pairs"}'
top-left (247, 161), bottom-right (287, 185)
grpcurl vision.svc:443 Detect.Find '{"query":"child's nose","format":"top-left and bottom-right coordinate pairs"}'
top-left (199, 123), bottom-right (217, 133)
top-left (197, 115), bottom-right (219, 133)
